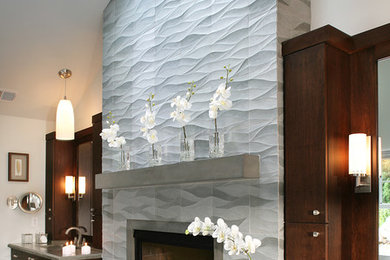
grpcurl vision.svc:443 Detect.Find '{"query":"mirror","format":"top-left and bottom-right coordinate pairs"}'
top-left (77, 141), bottom-right (93, 236)
top-left (378, 57), bottom-right (390, 259)
top-left (6, 196), bottom-right (18, 209)
top-left (18, 192), bottom-right (43, 213)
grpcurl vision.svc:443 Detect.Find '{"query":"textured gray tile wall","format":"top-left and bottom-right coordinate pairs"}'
top-left (102, 0), bottom-right (310, 259)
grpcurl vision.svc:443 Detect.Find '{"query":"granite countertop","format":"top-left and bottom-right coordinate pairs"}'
top-left (8, 242), bottom-right (102, 260)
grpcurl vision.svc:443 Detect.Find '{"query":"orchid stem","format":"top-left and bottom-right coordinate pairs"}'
top-left (182, 126), bottom-right (189, 152)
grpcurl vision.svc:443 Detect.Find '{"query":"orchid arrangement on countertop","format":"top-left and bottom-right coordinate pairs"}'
top-left (140, 93), bottom-right (159, 145)
top-left (170, 81), bottom-right (196, 141)
top-left (186, 217), bottom-right (261, 260)
top-left (100, 111), bottom-right (126, 148)
top-left (209, 65), bottom-right (234, 132)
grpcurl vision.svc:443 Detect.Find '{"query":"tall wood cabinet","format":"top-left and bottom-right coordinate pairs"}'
top-left (45, 133), bottom-right (75, 241)
top-left (284, 43), bottom-right (350, 259)
top-left (45, 113), bottom-right (102, 248)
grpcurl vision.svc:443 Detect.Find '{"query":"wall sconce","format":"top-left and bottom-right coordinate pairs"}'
top-left (78, 176), bottom-right (86, 199)
top-left (65, 176), bottom-right (86, 200)
top-left (349, 133), bottom-right (371, 193)
top-left (65, 176), bottom-right (75, 200)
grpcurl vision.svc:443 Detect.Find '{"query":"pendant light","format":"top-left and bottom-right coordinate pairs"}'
top-left (56, 69), bottom-right (75, 140)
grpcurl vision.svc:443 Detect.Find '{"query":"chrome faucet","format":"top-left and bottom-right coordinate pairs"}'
top-left (65, 226), bottom-right (86, 248)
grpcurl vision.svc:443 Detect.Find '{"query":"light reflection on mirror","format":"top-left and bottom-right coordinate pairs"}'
top-left (378, 57), bottom-right (390, 259)
top-left (18, 192), bottom-right (43, 213)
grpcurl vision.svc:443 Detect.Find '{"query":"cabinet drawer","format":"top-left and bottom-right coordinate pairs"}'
top-left (11, 249), bottom-right (49, 260)
top-left (285, 223), bottom-right (328, 260)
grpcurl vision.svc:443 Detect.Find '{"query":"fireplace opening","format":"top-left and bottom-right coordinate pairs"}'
top-left (134, 230), bottom-right (214, 260)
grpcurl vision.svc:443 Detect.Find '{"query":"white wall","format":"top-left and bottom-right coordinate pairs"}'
top-left (74, 70), bottom-right (102, 131)
top-left (311, 0), bottom-right (390, 35)
top-left (73, 18), bottom-right (103, 132)
top-left (0, 115), bottom-right (54, 259)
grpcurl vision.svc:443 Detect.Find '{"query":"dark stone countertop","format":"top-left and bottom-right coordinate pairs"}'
top-left (8, 242), bottom-right (102, 260)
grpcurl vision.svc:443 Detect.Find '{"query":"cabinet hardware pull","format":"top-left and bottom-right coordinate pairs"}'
top-left (48, 217), bottom-right (52, 220)
top-left (312, 210), bottom-right (320, 216)
top-left (312, 232), bottom-right (320, 237)
top-left (48, 208), bottom-right (51, 212)
top-left (12, 254), bottom-right (18, 258)
top-left (91, 219), bottom-right (95, 222)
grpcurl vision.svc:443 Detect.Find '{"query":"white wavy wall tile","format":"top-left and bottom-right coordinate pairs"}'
top-left (99, 0), bottom-right (303, 259)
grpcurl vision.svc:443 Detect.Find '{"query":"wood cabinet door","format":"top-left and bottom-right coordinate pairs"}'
top-left (284, 44), bottom-right (328, 223)
top-left (285, 223), bottom-right (328, 260)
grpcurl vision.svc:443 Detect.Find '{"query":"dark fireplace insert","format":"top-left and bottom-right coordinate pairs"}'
top-left (134, 230), bottom-right (214, 260)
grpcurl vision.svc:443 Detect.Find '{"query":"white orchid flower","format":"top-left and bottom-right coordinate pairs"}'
top-left (224, 237), bottom-right (244, 256)
top-left (140, 111), bottom-right (156, 129)
top-left (171, 95), bottom-right (182, 108)
top-left (116, 136), bottom-right (126, 145)
top-left (208, 99), bottom-right (219, 119)
top-left (100, 128), bottom-right (115, 140)
top-left (202, 217), bottom-right (215, 236)
top-left (176, 111), bottom-right (190, 126)
top-left (217, 98), bottom-right (232, 110)
top-left (171, 95), bottom-right (191, 112)
top-left (187, 217), bottom-right (203, 236)
top-left (209, 109), bottom-right (218, 119)
top-left (212, 218), bottom-right (230, 243)
top-left (110, 123), bottom-right (120, 133)
top-left (108, 139), bottom-right (120, 148)
top-left (216, 83), bottom-right (231, 99)
top-left (140, 127), bottom-right (148, 137)
top-left (170, 110), bottom-right (178, 121)
top-left (179, 98), bottom-right (191, 110)
top-left (244, 235), bottom-right (261, 254)
top-left (230, 225), bottom-right (243, 240)
top-left (146, 129), bottom-right (158, 144)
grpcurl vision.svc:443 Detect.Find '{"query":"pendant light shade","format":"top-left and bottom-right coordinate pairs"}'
top-left (56, 68), bottom-right (75, 140)
top-left (56, 99), bottom-right (74, 140)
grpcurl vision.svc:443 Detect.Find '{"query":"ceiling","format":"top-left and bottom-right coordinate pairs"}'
top-left (0, 0), bottom-right (109, 121)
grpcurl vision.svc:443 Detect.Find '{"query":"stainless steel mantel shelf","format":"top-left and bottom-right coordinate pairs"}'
top-left (95, 154), bottom-right (260, 189)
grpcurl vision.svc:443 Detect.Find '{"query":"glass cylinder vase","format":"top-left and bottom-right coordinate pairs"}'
top-left (120, 145), bottom-right (131, 170)
top-left (149, 144), bottom-right (162, 166)
top-left (180, 132), bottom-right (195, 162)
top-left (209, 131), bottom-right (224, 158)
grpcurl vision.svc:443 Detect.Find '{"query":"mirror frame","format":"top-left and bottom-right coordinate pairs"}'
top-left (18, 192), bottom-right (43, 214)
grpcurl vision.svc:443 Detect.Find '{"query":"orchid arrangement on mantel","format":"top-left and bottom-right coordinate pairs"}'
top-left (140, 93), bottom-right (161, 165)
top-left (209, 65), bottom-right (234, 157)
top-left (170, 81), bottom-right (197, 161)
top-left (100, 111), bottom-right (126, 148)
top-left (140, 93), bottom-right (158, 145)
top-left (186, 217), bottom-right (261, 260)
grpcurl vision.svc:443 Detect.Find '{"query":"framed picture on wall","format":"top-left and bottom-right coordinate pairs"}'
top-left (8, 152), bottom-right (29, 182)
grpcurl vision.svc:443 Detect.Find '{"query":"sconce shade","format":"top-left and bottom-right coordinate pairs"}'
top-left (65, 176), bottom-right (75, 195)
top-left (349, 133), bottom-right (371, 176)
top-left (78, 176), bottom-right (86, 195)
top-left (56, 99), bottom-right (75, 140)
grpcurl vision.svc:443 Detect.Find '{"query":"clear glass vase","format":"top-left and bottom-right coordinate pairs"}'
top-left (120, 145), bottom-right (131, 170)
top-left (209, 131), bottom-right (224, 158)
top-left (180, 133), bottom-right (195, 162)
top-left (149, 144), bottom-right (162, 166)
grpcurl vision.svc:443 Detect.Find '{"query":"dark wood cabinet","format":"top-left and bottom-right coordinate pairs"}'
top-left (45, 113), bottom-right (102, 248)
top-left (11, 249), bottom-right (49, 260)
top-left (285, 223), bottom-right (328, 260)
top-left (92, 113), bottom-right (102, 249)
top-left (45, 133), bottom-right (75, 241)
top-left (284, 43), bottom-right (350, 259)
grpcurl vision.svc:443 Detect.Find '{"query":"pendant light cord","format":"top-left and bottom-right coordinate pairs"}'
top-left (64, 79), bottom-right (67, 99)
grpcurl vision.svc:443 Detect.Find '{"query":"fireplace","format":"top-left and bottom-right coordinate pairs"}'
top-left (134, 230), bottom-right (213, 259)
top-left (127, 220), bottom-right (223, 260)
